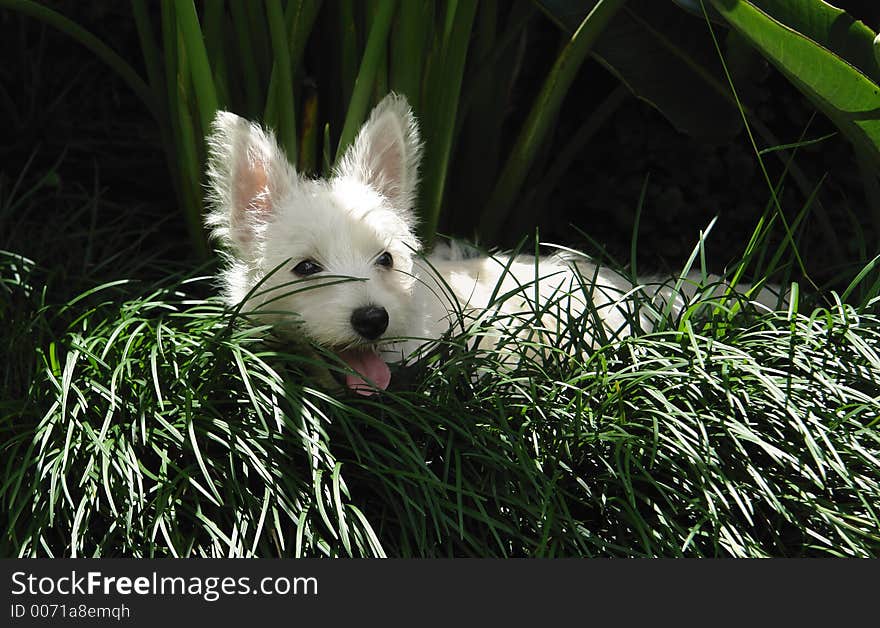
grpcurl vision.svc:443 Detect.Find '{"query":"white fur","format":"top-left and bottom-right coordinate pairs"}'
top-left (205, 93), bottom-right (779, 384)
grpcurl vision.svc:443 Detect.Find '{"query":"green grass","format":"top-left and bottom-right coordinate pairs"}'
top-left (3, 238), bottom-right (879, 556)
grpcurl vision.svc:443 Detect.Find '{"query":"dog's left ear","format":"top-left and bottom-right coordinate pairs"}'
top-left (204, 111), bottom-right (294, 259)
top-left (335, 93), bottom-right (422, 215)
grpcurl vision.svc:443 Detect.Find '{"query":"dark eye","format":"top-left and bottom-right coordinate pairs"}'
top-left (376, 252), bottom-right (393, 268)
top-left (292, 260), bottom-right (323, 276)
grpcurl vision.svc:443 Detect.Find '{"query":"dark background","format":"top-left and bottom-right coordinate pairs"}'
top-left (1, 1), bottom-right (877, 290)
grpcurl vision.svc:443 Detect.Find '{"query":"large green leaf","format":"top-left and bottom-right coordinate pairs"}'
top-left (537, 0), bottom-right (746, 143)
top-left (709, 0), bottom-right (880, 169)
top-left (748, 0), bottom-right (880, 84)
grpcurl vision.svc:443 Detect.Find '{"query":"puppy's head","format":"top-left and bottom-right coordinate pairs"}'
top-left (205, 93), bottom-right (422, 394)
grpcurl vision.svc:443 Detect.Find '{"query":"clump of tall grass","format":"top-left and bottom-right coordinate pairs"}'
top-left (3, 247), bottom-right (878, 557)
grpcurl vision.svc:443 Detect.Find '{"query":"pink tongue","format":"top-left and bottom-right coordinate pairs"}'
top-left (339, 349), bottom-right (391, 396)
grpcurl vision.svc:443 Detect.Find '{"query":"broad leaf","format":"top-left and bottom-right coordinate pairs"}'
top-left (748, 0), bottom-right (880, 84)
top-left (709, 0), bottom-right (880, 169)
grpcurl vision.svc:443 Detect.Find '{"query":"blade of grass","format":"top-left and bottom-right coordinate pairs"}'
top-left (203, 0), bottom-right (229, 107)
top-left (334, 0), bottom-right (397, 163)
top-left (173, 0), bottom-right (219, 132)
top-left (479, 0), bottom-right (627, 240)
top-left (338, 0), bottom-right (358, 115)
top-left (229, 0), bottom-right (263, 118)
top-left (264, 0), bottom-right (322, 127)
top-left (161, 1), bottom-right (208, 259)
top-left (390, 0), bottom-right (430, 110)
top-left (418, 0), bottom-right (478, 245)
top-left (265, 0), bottom-right (297, 160)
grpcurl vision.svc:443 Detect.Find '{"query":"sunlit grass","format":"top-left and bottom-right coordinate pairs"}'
top-left (2, 245), bottom-right (878, 557)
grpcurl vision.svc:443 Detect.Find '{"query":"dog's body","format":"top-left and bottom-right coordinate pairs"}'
top-left (398, 249), bottom-right (636, 358)
top-left (206, 94), bottom-right (772, 395)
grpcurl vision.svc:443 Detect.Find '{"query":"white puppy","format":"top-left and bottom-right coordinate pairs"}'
top-left (205, 93), bottom-right (756, 395)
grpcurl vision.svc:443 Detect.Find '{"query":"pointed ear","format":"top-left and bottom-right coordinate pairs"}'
top-left (334, 93), bottom-right (422, 214)
top-left (205, 111), bottom-right (294, 256)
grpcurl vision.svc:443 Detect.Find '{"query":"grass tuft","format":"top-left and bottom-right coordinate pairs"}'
top-left (3, 250), bottom-right (879, 557)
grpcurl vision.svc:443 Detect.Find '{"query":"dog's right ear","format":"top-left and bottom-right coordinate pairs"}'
top-left (334, 93), bottom-right (422, 218)
top-left (205, 111), bottom-right (294, 258)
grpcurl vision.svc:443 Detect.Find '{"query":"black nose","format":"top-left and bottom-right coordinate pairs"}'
top-left (350, 305), bottom-right (389, 340)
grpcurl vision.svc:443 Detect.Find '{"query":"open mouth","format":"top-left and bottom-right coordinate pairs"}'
top-left (337, 347), bottom-right (391, 396)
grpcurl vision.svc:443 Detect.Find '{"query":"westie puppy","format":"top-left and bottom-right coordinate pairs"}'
top-left (205, 93), bottom-right (763, 395)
